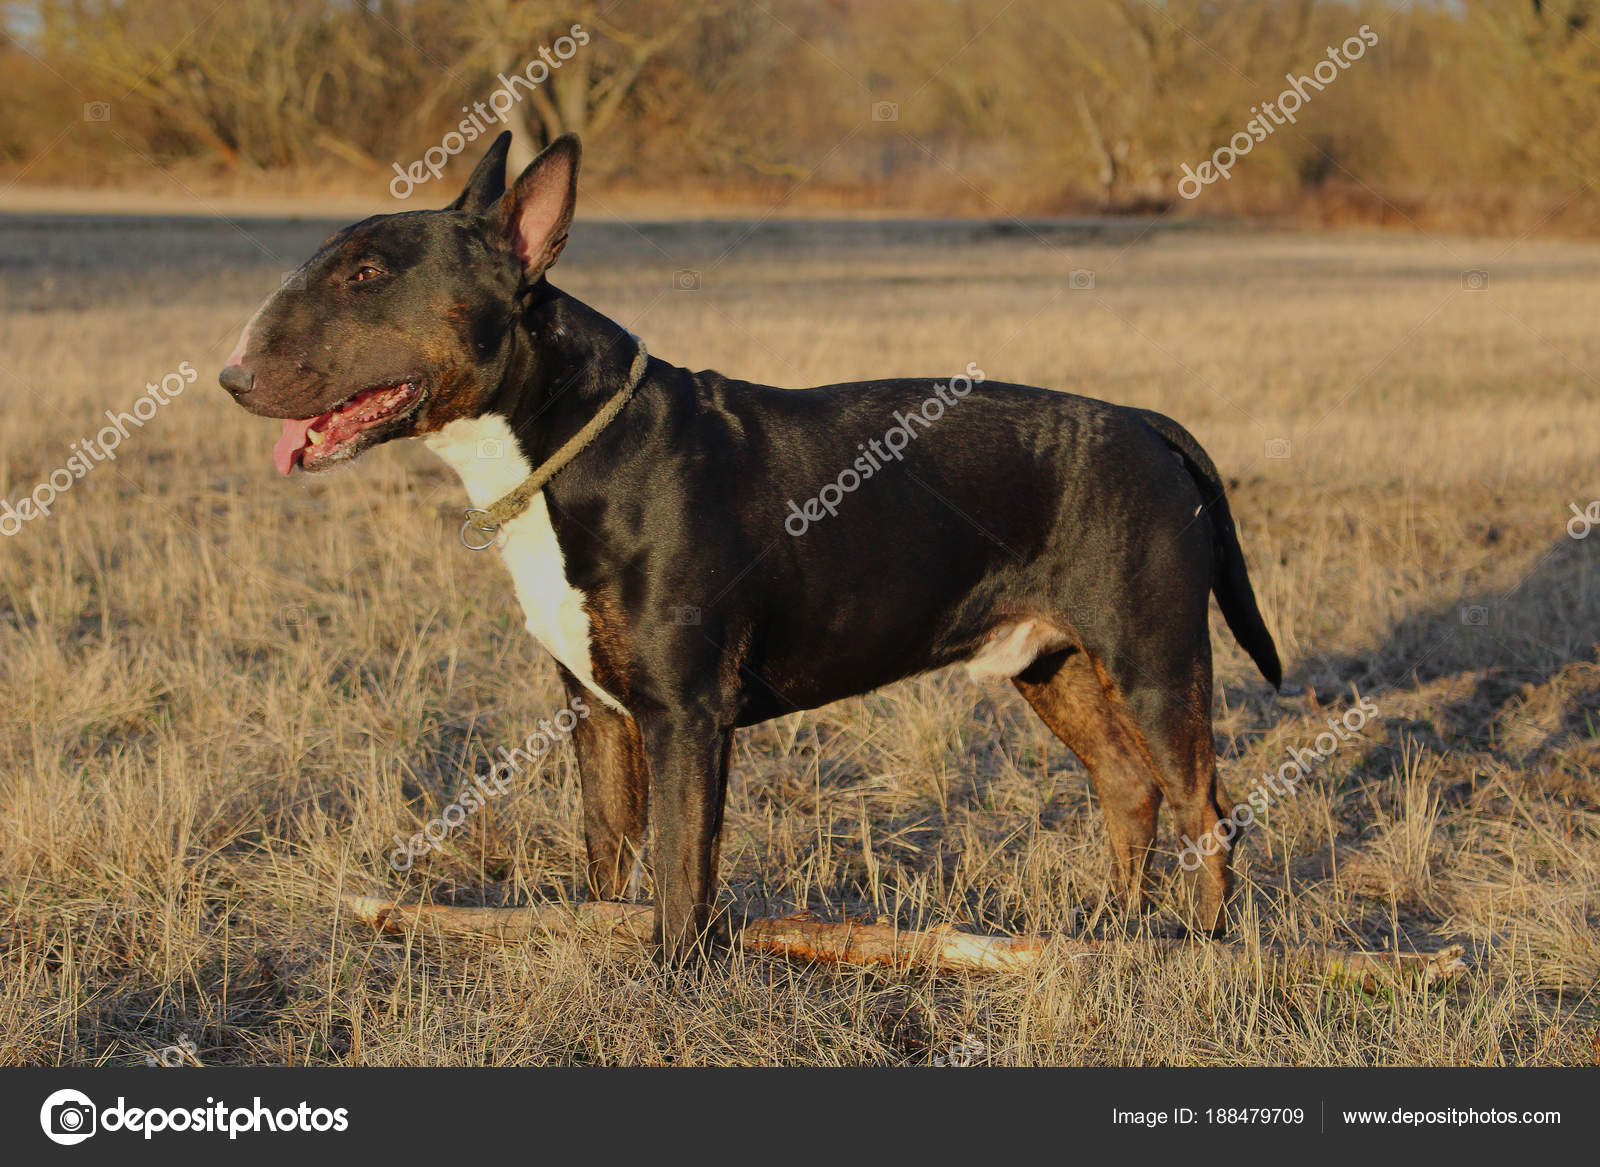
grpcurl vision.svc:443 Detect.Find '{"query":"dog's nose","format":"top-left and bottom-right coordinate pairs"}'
top-left (219, 363), bottom-right (255, 397)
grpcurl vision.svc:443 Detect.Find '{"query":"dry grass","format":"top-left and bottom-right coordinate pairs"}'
top-left (1, 218), bottom-right (1597, 1066)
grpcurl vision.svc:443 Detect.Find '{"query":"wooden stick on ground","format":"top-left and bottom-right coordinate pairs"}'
top-left (339, 895), bottom-right (1044, 972)
top-left (339, 893), bottom-right (1468, 982)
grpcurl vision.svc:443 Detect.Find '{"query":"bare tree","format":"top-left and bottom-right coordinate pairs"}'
top-left (450, 1), bottom-right (726, 172)
top-left (36, 0), bottom-right (449, 169)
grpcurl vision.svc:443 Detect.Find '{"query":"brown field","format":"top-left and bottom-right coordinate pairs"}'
top-left (1, 213), bottom-right (1596, 1066)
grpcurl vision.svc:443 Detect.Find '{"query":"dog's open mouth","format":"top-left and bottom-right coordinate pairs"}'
top-left (273, 381), bottom-right (425, 475)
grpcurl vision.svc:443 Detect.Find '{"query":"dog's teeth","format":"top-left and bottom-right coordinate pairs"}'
top-left (307, 429), bottom-right (325, 446)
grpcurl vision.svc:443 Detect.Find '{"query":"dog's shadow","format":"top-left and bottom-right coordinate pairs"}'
top-left (1291, 532), bottom-right (1600, 768)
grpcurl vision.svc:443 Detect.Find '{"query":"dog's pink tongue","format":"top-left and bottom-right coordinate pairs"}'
top-left (273, 417), bottom-right (318, 476)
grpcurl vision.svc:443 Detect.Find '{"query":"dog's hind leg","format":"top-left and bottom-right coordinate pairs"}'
top-left (1135, 643), bottom-right (1234, 935)
top-left (1016, 630), bottom-right (1234, 933)
top-left (1014, 648), bottom-right (1164, 916)
top-left (559, 666), bottom-right (649, 901)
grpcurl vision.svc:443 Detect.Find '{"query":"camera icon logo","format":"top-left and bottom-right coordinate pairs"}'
top-left (871, 101), bottom-right (900, 122)
top-left (83, 102), bottom-right (111, 122)
top-left (1264, 438), bottom-right (1292, 460)
top-left (670, 605), bottom-right (701, 626)
top-left (1460, 604), bottom-right (1490, 626)
top-left (1461, 270), bottom-right (1489, 291)
top-left (40, 1088), bottom-right (97, 1145)
top-left (476, 437), bottom-right (507, 460)
top-left (1068, 269), bottom-right (1095, 290)
top-left (673, 269), bottom-right (701, 291)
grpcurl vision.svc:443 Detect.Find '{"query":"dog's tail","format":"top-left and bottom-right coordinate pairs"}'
top-left (1137, 409), bottom-right (1282, 690)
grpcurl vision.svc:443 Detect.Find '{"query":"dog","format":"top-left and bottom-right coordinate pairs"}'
top-left (219, 131), bottom-right (1281, 962)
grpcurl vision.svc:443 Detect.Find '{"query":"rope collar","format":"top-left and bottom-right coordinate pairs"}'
top-left (460, 338), bottom-right (648, 550)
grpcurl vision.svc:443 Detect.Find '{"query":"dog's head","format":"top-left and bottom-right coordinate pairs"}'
top-left (218, 131), bottom-right (578, 475)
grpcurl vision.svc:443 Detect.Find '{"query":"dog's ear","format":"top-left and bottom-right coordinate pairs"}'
top-left (450, 131), bottom-right (514, 214)
top-left (491, 133), bottom-right (581, 278)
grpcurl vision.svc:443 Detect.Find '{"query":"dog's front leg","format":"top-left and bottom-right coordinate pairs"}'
top-left (558, 667), bottom-right (649, 902)
top-left (638, 710), bottom-right (732, 964)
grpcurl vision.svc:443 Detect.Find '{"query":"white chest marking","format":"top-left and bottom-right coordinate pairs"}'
top-left (425, 415), bottom-right (626, 711)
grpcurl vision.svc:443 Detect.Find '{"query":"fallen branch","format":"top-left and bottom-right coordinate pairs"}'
top-left (737, 914), bottom-right (1049, 972)
top-left (339, 895), bottom-right (1042, 972)
top-left (342, 894), bottom-right (653, 944)
top-left (339, 893), bottom-right (1467, 983)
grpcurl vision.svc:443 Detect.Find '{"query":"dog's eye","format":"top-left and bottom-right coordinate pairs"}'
top-left (350, 265), bottom-right (384, 283)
